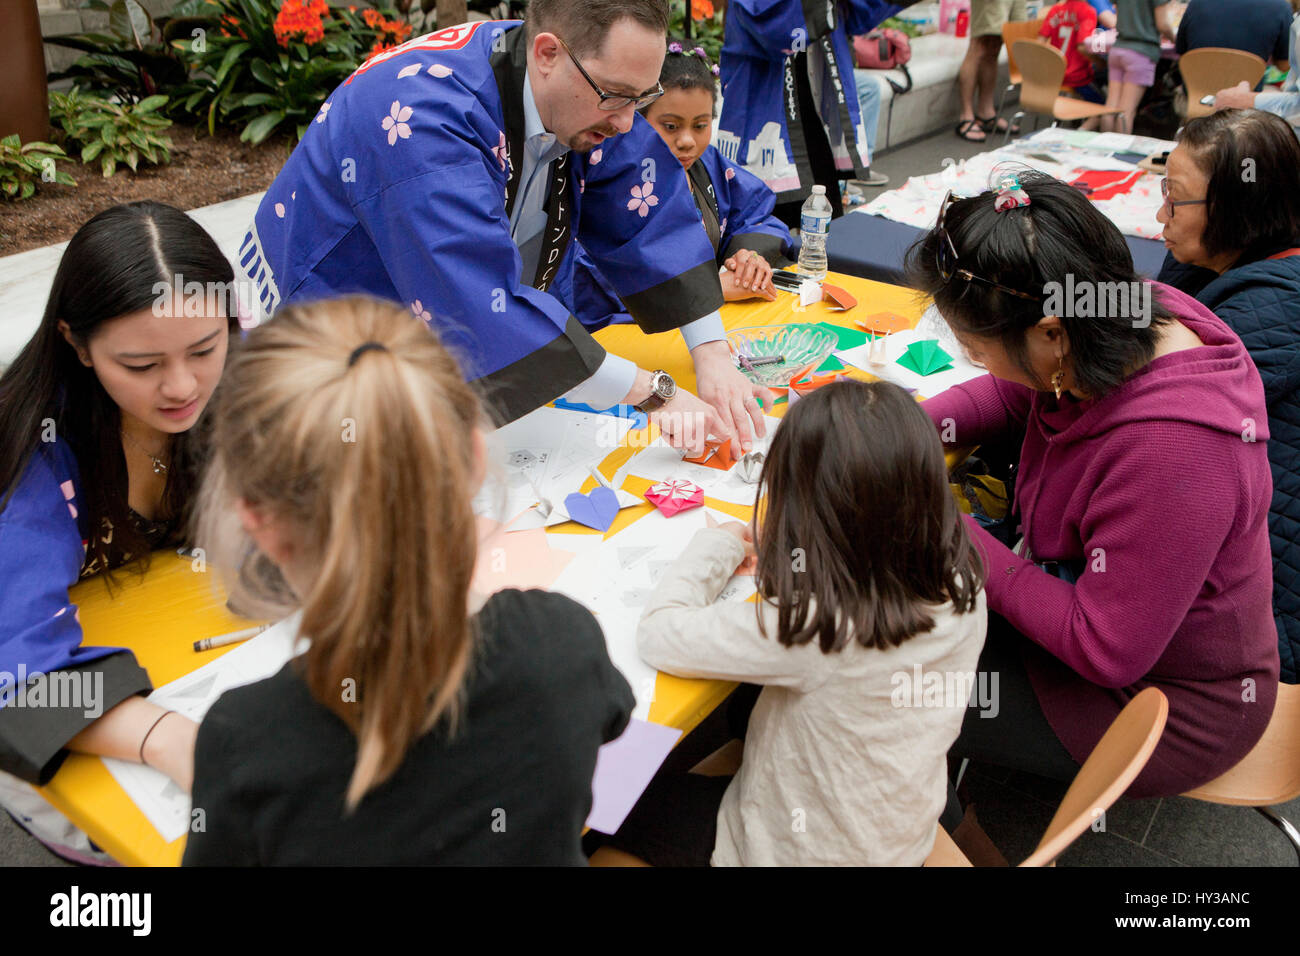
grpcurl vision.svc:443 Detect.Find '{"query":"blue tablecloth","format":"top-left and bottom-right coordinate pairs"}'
top-left (827, 212), bottom-right (1169, 286)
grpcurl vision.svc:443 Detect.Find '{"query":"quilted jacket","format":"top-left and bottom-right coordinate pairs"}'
top-left (1165, 251), bottom-right (1300, 682)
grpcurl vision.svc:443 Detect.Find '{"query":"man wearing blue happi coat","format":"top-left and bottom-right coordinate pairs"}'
top-left (240, 0), bottom-right (767, 452)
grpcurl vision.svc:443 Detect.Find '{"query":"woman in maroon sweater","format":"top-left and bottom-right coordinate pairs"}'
top-left (906, 172), bottom-right (1278, 798)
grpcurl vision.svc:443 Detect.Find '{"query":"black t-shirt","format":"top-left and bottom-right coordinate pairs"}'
top-left (183, 589), bottom-right (633, 865)
top-left (1175, 0), bottom-right (1292, 63)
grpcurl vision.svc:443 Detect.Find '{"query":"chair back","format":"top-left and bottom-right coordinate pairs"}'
top-left (1021, 687), bottom-right (1168, 867)
top-left (1181, 47), bottom-right (1268, 118)
top-left (1012, 39), bottom-right (1068, 116)
top-left (1184, 681), bottom-right (1300, 807)
top-left (1002, 17), bottom-right (1047, 85)
top-left (925, 687), bottom-right (1169, 867)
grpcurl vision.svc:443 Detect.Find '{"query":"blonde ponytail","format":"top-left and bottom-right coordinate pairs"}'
top-left (196, 297), bottom-right (483, 810)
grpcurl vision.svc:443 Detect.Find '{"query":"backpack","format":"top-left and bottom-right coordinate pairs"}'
top-left (852, 29), bottom-right (913, 94)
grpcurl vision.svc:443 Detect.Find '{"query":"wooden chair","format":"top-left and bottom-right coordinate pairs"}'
top-left (926, 687), bottom-right (1168, 866)
top-left (1011, 39), bottom-right (1126, 137)
top-left (1182, 680), bottom-right (1300, 864)
top-left (998, 17), bottom-right (1048, 115)
top-left (1180, 47), bottom-right (1268, 119)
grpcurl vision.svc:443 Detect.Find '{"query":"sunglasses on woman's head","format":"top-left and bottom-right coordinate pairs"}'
top-left (935, 191), bottom-right (1042, 302)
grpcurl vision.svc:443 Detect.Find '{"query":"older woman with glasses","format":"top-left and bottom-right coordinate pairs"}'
top-left (1156, 108), bottom-right (1300, 686)
top-left (906, 171), bottom-right (1279, 802)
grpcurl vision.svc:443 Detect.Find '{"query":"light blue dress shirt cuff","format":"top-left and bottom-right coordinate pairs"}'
top-left (679, 310), bottom-right (726, 352)
top-left (561, 350), bottom-right (638, 411)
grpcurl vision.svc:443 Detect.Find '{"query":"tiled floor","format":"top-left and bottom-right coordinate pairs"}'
top-left (962, 761), bottom-right (1300, 867)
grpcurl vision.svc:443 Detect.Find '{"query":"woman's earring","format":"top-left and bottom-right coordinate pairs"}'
top-left (1051, 355), bottom-right (1065, 400)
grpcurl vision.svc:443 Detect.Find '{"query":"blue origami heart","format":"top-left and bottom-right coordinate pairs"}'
top-left (563, 486), bottom-right (621, 531)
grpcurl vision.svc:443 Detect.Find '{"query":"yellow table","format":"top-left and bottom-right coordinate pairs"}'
top-left (39, 271), bottom-right (930, 866)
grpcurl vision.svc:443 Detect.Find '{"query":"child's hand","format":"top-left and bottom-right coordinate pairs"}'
top-left (716, 520), bottom-right (758, 572)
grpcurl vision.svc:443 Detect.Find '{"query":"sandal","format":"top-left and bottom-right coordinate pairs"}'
top-left (978, 114), bottom-right (1020, 135)
top-left (955, 119), bottom-right (987, 142)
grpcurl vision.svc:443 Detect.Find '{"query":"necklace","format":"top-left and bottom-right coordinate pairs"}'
top-left (123, 430), bottom-right (169, 475)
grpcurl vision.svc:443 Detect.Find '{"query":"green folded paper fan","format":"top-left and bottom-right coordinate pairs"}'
top-left (897, 339), bottom-right (953, 376)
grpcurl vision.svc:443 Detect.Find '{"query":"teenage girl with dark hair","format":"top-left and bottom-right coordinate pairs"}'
top-left (0, 202), bottom-right (237, 861)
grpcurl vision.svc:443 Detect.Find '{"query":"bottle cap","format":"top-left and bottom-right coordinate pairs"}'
top-left (811, 185), bottom-right (826, 195)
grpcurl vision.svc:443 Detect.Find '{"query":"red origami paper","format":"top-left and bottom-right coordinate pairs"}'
top-left (645, 479), bottom-right (705, 517)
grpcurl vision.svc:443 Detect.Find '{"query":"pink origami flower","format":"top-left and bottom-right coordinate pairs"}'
top-left (645, 479), bottom-right (704, 517)
top-left (627, 181), bottom-right (659, 217)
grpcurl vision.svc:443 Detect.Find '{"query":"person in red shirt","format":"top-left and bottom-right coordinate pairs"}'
top-left (1040, 0), bottom-right (1104, 119)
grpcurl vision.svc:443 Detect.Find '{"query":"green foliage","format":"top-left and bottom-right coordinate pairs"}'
top-left (168, 1), bottom-right (406, 145)
top-left (0, 136), bottom-right (77, 202)
top-left (45, 0), bottom-right (188, 104)
top-left (880, 17), bottom-right (922, 39)
top-left (49, 89), bottom-right (174, 178)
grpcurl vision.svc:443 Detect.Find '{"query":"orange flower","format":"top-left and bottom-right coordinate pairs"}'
top-left (691, 0), bottom-right (714, 19)
top-left (362, 8), bottom-right (384, 27)
top-left (274, 0), bottom-right (327, 47)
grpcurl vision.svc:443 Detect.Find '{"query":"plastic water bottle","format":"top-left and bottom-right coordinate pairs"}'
top-left (797, 185), bottom-right (832, 282)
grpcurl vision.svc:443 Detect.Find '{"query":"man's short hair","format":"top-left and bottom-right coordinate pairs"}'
top-left (525, 0), bottom-right (669, 58)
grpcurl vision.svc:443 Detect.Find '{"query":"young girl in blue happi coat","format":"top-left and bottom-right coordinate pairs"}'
top-left (567, 41), bottom-right (794, 323)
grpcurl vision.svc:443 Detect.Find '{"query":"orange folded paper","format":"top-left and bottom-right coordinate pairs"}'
top-left (821, 283), bottom-right (858, 311)
top-left (856, 311), bottom-right (912, 335)
top-left (683, 437), bottom-right (736, 471)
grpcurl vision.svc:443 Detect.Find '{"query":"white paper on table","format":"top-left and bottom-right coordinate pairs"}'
top-left (837, 328), bottom-right (989, 400)
top-left (474, 406), bottom-right (634, 525)
top-left (617, 414), bottom-right (781, 507)
top-left (101, 613), bottom-right (306, 842)
top-left (551, 508), bottom-right (721, 719)
top-left (1082, 132), bottom-right (1137, 152)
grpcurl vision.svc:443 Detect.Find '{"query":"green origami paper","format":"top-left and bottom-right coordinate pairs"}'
top-left (896, 339), bottom-right (953, 376)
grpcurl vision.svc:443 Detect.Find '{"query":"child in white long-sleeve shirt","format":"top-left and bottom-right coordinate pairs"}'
top-left (618, 380), bottom-right (988, 866)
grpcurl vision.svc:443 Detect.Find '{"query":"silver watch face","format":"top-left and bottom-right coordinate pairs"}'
top-left (654, 373), bottom-right (676, 400)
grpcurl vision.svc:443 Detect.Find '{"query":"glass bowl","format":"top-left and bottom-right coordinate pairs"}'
top-left (726, 324), bottom-right (839, 387)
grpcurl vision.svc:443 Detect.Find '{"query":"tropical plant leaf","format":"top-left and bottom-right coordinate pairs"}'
top-left (241, 109), bottom-right (285, 145)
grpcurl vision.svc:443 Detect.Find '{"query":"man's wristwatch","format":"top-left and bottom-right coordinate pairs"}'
top-left (634, 370), bottom-right (677, 414)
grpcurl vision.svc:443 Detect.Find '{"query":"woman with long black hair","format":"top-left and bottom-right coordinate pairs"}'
top-left (0, 201), bottom-right (237, 862)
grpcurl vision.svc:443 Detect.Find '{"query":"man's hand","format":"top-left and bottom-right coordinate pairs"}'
top-left (722, 249), bottom-right (777, 301)
top-left (650, 389), bottom-right (726, 457)
top-left (691, 340), bottom-right (773, 454)
top-left (1213, 81), bottom-right (1258, 111)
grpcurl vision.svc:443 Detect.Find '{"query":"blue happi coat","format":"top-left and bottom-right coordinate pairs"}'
top-left (240, 20), bottom-right (723, 424)
top-left (559, 144), bottom-right (793, 329)
top-left (716, 0), bottom-right (904, 205)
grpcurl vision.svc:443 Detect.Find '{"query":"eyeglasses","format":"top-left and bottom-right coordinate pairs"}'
top-left (935, 191), bottom-right (1042, 302)
top-left (556, 35), bottom-right (664, 111)
top-left (1160, 177), bottom-right (1207, 217)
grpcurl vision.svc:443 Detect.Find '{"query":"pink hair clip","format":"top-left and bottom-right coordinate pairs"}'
top-left (994, 175), bottom-right (1031, 212)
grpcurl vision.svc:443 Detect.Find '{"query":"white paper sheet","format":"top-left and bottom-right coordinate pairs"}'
top-left (101, 614), bottom-right (305, 842)
top-left (473, 405), bottom-right (635, 525)
top-left (836, 329), bottom-right (989, 400)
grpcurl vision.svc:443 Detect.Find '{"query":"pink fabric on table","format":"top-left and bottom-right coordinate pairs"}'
top-left (923, 283), bottom-right (1279, 798)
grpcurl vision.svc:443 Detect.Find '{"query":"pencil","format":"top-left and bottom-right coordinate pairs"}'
top-left (193, 625), bottom-right (269, 653)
